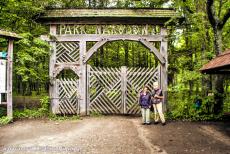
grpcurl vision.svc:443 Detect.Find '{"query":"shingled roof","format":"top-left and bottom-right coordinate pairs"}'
top-left (37, 8), bottom-right (180, 24)
top-left (0, 29), bottom-right (22, 39)
top-left (200, 49), bottom-right (230, 74)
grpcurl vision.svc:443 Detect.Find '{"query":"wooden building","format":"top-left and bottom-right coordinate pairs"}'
top-left (0, 29), bottom-right (22, 118)
top-left (200, 49), bottom-right (230, 74)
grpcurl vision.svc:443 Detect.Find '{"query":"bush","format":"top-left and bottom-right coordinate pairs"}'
top-left (0, 107), bottom-right (7, 117)
top-left (13, 96), bottom-right (81, 121)
top-left (167, 91), bottom-right (224, 121)
top-left (0, 116), bottom-right (12, 125)
top-left (14, 96), bottom-right (50, 119)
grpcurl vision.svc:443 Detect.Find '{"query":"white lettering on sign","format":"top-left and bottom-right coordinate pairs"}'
top-left (57, 24), bottom-right (160, 35)
top-left (0, 59), bottom-right (6, 93)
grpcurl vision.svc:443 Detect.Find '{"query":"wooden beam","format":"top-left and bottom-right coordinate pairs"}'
top-left (86, 65), bottom-right (91, 115)
top-left (84, 39), bottom-right (108, 63)
top-left (160, 27), bottom-right (168, 111)
top-left (53, 64), bottom-right (80, 77)
top-left (49, 24), bottom-right (58, 114)
top-left (140, 39), bottom-right (165, 64)
top-left (7, 39), bottom-right (13, 118)
top-left (40, 34), bottom-right (165, 42)
top-left (121, 66), bottom-right (127, 114)
top-left (79, 41), bottom-right (87, 115)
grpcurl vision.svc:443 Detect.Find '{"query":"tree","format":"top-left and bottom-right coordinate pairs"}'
top-left (207, 0), bottom-right (230, 55)
top-left (206, 0), bottom-right (230, 114)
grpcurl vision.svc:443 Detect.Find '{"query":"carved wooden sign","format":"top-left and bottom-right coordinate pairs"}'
top-left (57, 24), bottom-right (160, 35)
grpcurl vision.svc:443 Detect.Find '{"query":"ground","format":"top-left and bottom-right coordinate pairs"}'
top-left (0, 116), bottom-right (229, 154)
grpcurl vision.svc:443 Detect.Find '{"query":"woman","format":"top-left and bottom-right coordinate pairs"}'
top-left (139, 86), bottom-right (152, 125)
top-left (152, 82), bottom-right (166, 126)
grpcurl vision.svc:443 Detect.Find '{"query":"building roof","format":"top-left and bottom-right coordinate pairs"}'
top-left (200, 49), bottom-right (230, 74)
top-left (37, 8), bottom-right (180, 24)
top-left (0, 29), bottom-right (22, 39)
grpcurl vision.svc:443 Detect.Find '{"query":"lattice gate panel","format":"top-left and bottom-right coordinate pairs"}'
top-left (56, 42), bottom-right (80, 63)
top-left (56, 78), bottom-right (79, 114)
top-left (125, 67), bottom-right (159, 114)
top-left (89, 67), bottom-right (122, 114)
top-left (88, 66), bottom-right (159, 115)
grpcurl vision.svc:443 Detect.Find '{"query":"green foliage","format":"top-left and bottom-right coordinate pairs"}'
top-left (14, 96), bottom-right (50, 119)
top-left (167, 91), bottom-right (224, 121)
top-left (0, 107), bottom-right (7, 117)
top-left (90, 111), bottom-right (103, 117)
top-left (0, 116), bottom-right (12, 125)
top-left (13, 95), bottom-right (81, 121)
top-left (48, 114), bottom-right (80, 121)
top-left (14, 33), bottom-right (49, 82)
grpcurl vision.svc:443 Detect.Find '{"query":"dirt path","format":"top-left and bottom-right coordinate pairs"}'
top-left (0, 116), bottom-right (229, 154)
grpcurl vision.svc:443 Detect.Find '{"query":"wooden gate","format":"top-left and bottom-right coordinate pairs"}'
top-left (55, 78), bottom-right (80, 114)
top-left (87, 66), bottom-right (159, 114)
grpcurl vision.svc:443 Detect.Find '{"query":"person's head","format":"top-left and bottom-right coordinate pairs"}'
top-left (153, 82), bottom-right (159, 89)
top-left (142, 86), bottom-right (149, 93)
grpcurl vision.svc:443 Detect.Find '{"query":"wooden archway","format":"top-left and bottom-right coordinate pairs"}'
top-left (38, 8), bottom-right (178, 115)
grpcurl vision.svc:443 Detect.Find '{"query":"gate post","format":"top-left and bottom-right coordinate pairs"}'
top-left (79, 41), bottom-right (87, 115)
top-left (160, 27), bottom-right (168, 111)
top-left (49, 25), bottom-right (58, 114)
top-left (121, 66), bottom-right (127, 114)
top-left (6, 39), bottom-right (13, 118)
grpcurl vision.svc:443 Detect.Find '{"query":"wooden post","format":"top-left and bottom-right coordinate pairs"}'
top-left (121, 66), bottom-right (127, 114)
top-left (49, 25), bottom-right (57, 113)
top-left (7, 39), bottom-right (13, 118)
top-left (79, 41), bottom-right (87, 115)
top-left (86, 65), bottom-right (91, 115)
top-left (160, 27), bottom-right (168, 111)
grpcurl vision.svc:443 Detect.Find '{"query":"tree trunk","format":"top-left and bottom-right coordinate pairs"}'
top-left (213, 74), bottom-right (224, 114)
top-left (213, 27), bottom-right (223, 55)
top-left (212, 27), bottom-right (224, 114)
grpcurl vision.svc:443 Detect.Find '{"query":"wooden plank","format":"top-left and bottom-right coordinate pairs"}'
top-left (121, 66), bottom-right (127, 114)
top-left (7, 39), bottom-right (13, 118)
top-left (40, 34), bottom-right (165, 42)
top-left (86, 65), bottom-right (91, 115)
top-left (84, 39), bottom-right (108, 63)
top-left (140, 39), bottom-right (165, 64)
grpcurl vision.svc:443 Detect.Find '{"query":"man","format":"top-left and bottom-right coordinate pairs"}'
top-left (152, 82), bottom-right (166, 126)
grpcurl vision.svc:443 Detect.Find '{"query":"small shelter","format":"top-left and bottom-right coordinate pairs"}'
top-left (0, 29), bottom-right (22, 118)
top-left (200, 49), bottom-right (230, 74)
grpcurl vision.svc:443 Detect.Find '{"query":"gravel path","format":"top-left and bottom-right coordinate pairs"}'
top-left (0, 116), bottom-right (229, 154)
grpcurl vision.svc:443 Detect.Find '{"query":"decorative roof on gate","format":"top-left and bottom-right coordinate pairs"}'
top-left (200, 49), bottom-right (230, 74)
top-left (37, 8), bottom-right (179, 24)
top-left (0, 29), bottom-right (22, 39)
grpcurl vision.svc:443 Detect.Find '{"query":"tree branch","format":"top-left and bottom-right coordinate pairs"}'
top-left (206, 0), bottom-right (217, 27)
top-left (218, 0), bottom-right (223, 17)
top-left (218, 8), bottom-right (230, 29)
top-left (182, 0), bottom-right (194, 14)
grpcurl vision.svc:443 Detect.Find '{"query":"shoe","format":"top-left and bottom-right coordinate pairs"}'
top-left (146, 122), bottom-right (151, 125)
top-left (162, 122), bottom-right (166, 126)
top-left (142, 123), bottom-right (146, 125)
top-left (154, 121), bottom-right (159, 125)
